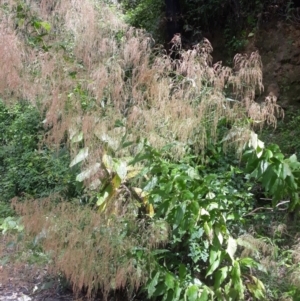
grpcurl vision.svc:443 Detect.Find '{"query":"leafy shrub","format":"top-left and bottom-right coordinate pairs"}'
top-left (0, 100), bottom-right (80, 201)
top-left (130, 143), bottom-right (263, 300)
top-left (243, 132), bottom-right (300, 213)
top-left (262, 107), bottom-right (300, 157)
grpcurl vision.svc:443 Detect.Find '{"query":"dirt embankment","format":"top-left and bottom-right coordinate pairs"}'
top-left (209, 20), bottom-right (300, 108)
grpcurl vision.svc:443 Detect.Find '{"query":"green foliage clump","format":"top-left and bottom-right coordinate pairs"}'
top-left (244, 132), bottom-right (300, 213)
top-left (262, 108), bottom-right (300, 158)
top-left (122, 0), bottom-right (164, 39)
top-left (0, 100), bottom-right (79, 202)
top-left (130, 143), bottom-right (263, 300)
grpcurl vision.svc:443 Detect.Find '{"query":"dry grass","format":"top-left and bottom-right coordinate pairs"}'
top-left (0, 0), bottom-right (283, 165)
top-left (12, 197), bottom-right (166, 299)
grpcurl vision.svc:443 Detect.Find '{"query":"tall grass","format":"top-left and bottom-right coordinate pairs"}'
top-left (13, 197), bottom-right (168, 299)
top-left (0, 0), bottom-right (282, 163)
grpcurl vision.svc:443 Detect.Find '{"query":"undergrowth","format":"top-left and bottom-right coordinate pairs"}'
top-left (1, 0), bottom-right (299, 300)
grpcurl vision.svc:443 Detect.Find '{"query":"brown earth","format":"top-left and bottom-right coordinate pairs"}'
top-left (0, 235), bottom-right (76, 301)
top-left (211, 20), bottom-right (300, 108)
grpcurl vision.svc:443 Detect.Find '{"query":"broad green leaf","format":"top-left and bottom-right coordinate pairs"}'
top-left (226, 236), bottom-right (237, 261)
top-left (173, 284), bottom-right (182, 301)
top-left (182, 190), bottom-right (194, 200)
top-left (199, 208), bottom-right (209, 216)
top-left (214, 266), bottom-right (229, 289)
top-left (261, 163), bottom-right (276, 185)
top-left (263, 149), bottom-right (273, 159)
top-left (186, 285), bottom-right (198, 301)
top-left (231, 261), bottom-right (241, 279)
top-left (76, 163), bottom-right (100, 182)
top-left (206, 251), bottom-right (221, 277)
top-left (231, 261), bottom-right (244, 299)
top-left (174, 205), bottom-right (185, 229)
top-left (239, 257), bottom-right (257, 269)
top-left (207, 202), bottom-right (218, 210)
top-left (199, 287), bottom-right (209, 301)
top-left (70, 147), bottom-right (88, 167)
top-left (282, 162), bottom-right (292, 179)
top-left (164, 289), bottom-right (175, 301)
top-left (209, 248), bottom-right (220, 265)
top-left (165, 273), bottom-right (174, 290)
top-left (289, 154), bottom-right (298, 163)
top-left (257, 160), bottom-right (269, 177)
top-left (147, 271), bottom-right (160, 298)
top-left (179, 264), bottom-right (187, 281)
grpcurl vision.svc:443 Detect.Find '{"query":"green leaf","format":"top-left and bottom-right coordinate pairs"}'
top-left (186, 285), bottom-right (198, 301)
top-left (70, 147), bottom-right (88, 167)
top-left (165, 273), bottom-right (174, 290)
top-left (179, 264), bottom-right (187, 281)
top-left (164, 289), bottom-right (175, 301)
top-left (282, 162), bottom-right (292, 179)
top-left (199, 287), bottom-right (209, 301)
top-left (209, 247), bottom-right (220, 265)
top-left (173, 284), bottom-right (182, 301)
top-left (144, 176), bottom-right (158, 191)
top-left (246, 276), bottom-right (265, 300)
top-left (173, 205), bottom-right (185, 229)
top-left (40, 21), bottom-right (51, 32)
top-left (214, 266), bottom-right (229, 289)
top-left (206, 248), bottom-right (221, 277)
top-left (147, 271), bottom-right (160, 298)
top-left (231, 261), bottom-right (241, 280)
top-left (206, 192), bottom-right (216, 200)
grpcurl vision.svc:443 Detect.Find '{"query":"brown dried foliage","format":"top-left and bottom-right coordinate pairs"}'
top-left (0, 0), bottom-right (282, 161)
top-left (13, 197), bottom-right (166, 299)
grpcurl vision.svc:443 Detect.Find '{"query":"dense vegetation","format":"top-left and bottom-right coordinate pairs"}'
top-left (1, 0), bottom-right (300, 300)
